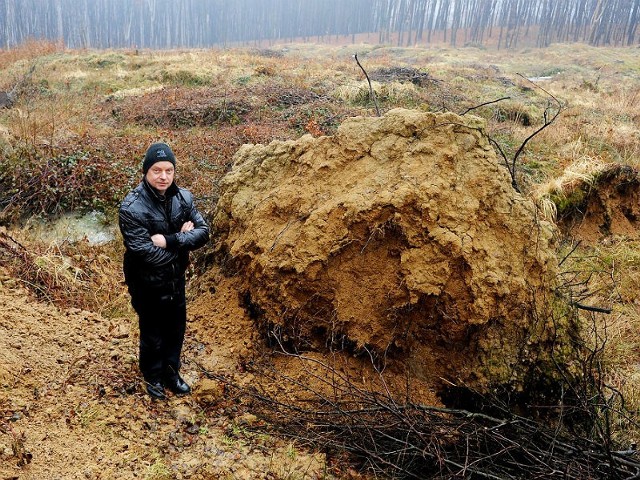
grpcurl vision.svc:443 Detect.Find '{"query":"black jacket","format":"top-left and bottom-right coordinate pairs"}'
top-left (119, 179), bottom-right (209, 296)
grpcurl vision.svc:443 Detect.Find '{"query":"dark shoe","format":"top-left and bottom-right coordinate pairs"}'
top-left (146, 381), bottom-right (167, 400)
top-left (164, 375), bottom-right (191, 395)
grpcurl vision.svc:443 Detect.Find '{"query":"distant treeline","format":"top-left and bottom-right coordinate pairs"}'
top-left (1, 0), bottom-right (639, 49)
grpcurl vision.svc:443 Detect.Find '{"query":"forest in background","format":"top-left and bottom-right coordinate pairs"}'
top-left (1, 0), bottom-right (639, 50)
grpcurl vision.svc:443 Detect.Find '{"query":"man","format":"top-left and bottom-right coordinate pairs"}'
top-left (119, 142), bottom-right (209, 399)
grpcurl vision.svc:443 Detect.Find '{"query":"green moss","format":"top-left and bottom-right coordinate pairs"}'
top-left (536, 67), bottom-right (564, 77)
top-left (551, 187), bottom-right (588, 216)
top-left (233, 75), bottom-right (252, 86)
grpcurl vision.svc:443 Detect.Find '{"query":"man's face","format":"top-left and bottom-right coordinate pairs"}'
top-left (145, 161), bottom-right (175, 194)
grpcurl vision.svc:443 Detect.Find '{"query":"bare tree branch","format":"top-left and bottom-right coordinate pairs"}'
top-left (572, 303), bottom-right (613, 314)
top-left (486, 74), bottom-right (565, 192)
top-left (459, 96), bottom-right (511, 116)
top-left (193, 343), bottom-right (640, 480)
top-left (354, 53), bottom-right (381, 117)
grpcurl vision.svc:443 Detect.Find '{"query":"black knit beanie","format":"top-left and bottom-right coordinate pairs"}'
top-left (142, 142), bottom-right (176, 173)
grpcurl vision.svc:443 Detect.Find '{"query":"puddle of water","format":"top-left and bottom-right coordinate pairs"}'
top-left (26, 211), bottom-right (116, 245)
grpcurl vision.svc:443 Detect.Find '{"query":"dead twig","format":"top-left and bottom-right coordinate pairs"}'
top-left (354, 53), bottom-right (380, 117)
top-left (459, 96), bottom-right (511, 116)
top-left (572, 302), bottom-right (612, 314)
top-left (193, 347), bottom-right (640, 479)
top-left (488, 74), bottom-right (565, 192)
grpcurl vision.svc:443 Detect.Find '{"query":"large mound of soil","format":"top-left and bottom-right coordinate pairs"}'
top-left (213, 108), bottom-right (561, 393)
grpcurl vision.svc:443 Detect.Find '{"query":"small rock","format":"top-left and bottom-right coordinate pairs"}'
top-left (194, 378), bottom-right (225, 404)
top-left (234, 413), bottom-right (258, 426)
top-left (9, 412), bottom-right (22, 422)
top-left (172, 405), bottom-right (192, 424)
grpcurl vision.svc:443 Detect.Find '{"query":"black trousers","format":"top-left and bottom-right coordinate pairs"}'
top-left (130, 278), bottom-right (187, 383)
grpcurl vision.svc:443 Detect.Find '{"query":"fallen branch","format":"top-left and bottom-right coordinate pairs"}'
top-left (195, 353), bottom-right (640, 479)
top-left (572, 302), bottom-right (613, 314)
top-left (459, 96), bottom-right (511, 116)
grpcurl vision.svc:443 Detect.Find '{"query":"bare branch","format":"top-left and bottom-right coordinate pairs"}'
top-left (459, 96), bottom-right (511, 116)
top-left (486, 74), bottom-right (565, 192)
top-left (194, 347), bottom-right (640, 480)
top-left (354, 53), bottom-right (380, 117)
top-left (559, 240), bottom-right (583, 267)
top-left (572, 302), bottom-right (613, 314)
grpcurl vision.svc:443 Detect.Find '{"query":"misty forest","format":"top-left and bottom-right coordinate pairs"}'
top-left (1, 0), bottom-right (640, 49)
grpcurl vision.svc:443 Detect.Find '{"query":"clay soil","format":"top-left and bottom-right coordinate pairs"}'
top-left (557, 165), bottom-right (640, 243)
top-left (213, 108), bottom-right (560, 395)
top-left (0, 266), bottom-right (335, 479)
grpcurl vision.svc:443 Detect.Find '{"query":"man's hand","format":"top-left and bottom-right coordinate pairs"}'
top-left (151, 234), bottom-right (167, 248)
top-left (151, 222), bottom-right (193, 249)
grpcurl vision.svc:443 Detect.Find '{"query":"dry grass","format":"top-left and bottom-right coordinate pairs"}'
top-left (532, 156), bottom-right (608, 220)
top-left (544, 159), bottom-right (640, 438)
top-left (334, 80), bottom-right (421, 106)
top-left (0, 228), bottom-right (130, 316)
top-left (557, 236), bottom-right (640, 444)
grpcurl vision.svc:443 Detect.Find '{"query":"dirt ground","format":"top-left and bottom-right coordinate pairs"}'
top-left (0, 265), bottom-right (334, 479)
top-left (556, 165), bottom-right (640, 243)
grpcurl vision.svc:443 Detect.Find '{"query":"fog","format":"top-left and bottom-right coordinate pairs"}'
top-left (1, 0), bottom-right (638, 49)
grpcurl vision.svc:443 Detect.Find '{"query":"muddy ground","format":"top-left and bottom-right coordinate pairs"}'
top-left (0, 266), bottom-right (338, 479)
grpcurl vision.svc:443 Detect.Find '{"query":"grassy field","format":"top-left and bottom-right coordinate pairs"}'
top-left (1, 39), bottom-right (639, 475)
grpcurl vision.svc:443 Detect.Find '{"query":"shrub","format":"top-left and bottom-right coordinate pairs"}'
top-left (0, 146), bottom-right (137, 222)
top-left (0, 38), bottom-right (61, 70)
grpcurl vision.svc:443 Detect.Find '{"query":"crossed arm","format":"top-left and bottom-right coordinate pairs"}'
top-left (151, 221), bottom-right (194, 249)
